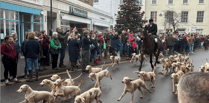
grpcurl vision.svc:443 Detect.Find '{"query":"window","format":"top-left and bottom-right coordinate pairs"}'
top-left (168, 0), bottom-right (173, 4)
top-left (152, 0), bottom-right (156, 5)
top-left (183, 0), bottom-right (188, 4)
top-left (196, 11), bottom-right (204, 23)
top-left (181, 11), bottom-right (188, 23)
top-left (150, 11), bottom-right (157, 22)
top-left (199, 0), bottom-right (204, 4)
top-left (93, 0), bottom-right (99, 3)
top-left (196, 29), bottom-right (203, 34)
top-left (139, 0), bottom-right (143, 4)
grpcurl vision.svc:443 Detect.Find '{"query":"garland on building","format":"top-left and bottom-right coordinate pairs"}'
top-left (115, 0), bottom-right (146, 33)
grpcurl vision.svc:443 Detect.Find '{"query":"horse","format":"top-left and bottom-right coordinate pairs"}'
top-left (139, 27), bottom-right (163, 71)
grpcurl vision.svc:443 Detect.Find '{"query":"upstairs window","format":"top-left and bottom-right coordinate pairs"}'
top-left (152, 0), bottom-right (157, 5)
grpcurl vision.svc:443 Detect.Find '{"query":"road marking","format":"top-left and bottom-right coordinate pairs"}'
top-left (1, 60), bottom-right (130, 86)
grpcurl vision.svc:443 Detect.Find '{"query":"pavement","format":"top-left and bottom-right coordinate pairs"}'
top-left (1, 48), bottom-right (209, 103)
top-left (0, 50), bottom-right (128, 81)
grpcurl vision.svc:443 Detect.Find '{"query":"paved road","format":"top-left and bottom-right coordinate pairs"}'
top-left (1, 49), bottom-right (208, 103)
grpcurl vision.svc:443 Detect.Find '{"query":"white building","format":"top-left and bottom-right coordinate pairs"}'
top-left (92, 0), bottom-right (117, 33)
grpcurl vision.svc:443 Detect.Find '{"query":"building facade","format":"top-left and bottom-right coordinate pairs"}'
top-left (0, 0), bottom-right (94, 44)
top-left (92, 0), bottom-right (116, 33)
top-left (145, 0), bottom-right (209, 35)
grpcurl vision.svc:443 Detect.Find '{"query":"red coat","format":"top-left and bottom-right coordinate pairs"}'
top-left (97, 34), bottom-right (104, 43)
top-left (132, 42), bottom-right (137, 49)
top-left (42, 36), bottom-right (49, 49)
top-left (1, 43), bottom-right (17, 60)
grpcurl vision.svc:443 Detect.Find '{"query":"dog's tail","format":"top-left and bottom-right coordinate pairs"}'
top-left (101, 62), bottom-right (106, 69)
top-left (134, 71), bottom-right (140, 74)
top-left (152, 64), bottom-right (155, 73)
top-left (66, 70), bottom-right (72, 80)
top-left (77, 81), bottom-right (83, 88)
top-left (73, 73), bottom-right (83, 81)
top-left (206, 58), bottom-right (208, 63)
top-left (106, 65), bottom-right (111, 70)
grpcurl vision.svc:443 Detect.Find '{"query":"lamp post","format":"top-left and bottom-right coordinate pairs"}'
top-left (50, 0), bottom-right (53, 37)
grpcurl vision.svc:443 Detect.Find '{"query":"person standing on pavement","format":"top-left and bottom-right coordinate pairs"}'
top-left (1, 36), bottom-right (20, 85)
top-left (189, 34), bottom-right (195, 53)
top-left (104, 30), bottom-right (111, 58)
top-left (10, 33), bottom-right (20, 80)
top-left (24, 32), bottom-right (41, 82)
top-left (50, 32), bottom-right (61, 70)
top-left (166, 34), bottom-right (175, 55)
top-left (40, 30), bottom-right (50, 69)
top-left (121, 30), bottom-right (127, 56)
top-left (81, 30), bottom-right (94, 72)
top-left (110, 30), bottom-right (118, 55)
top-left (57, 27), bottom-right (69, 68)
top-left (21, 33), bottom-right (29, 79)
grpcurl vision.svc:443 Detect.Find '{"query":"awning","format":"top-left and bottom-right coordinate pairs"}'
top-left (62, 14), bottom-right (91, 24)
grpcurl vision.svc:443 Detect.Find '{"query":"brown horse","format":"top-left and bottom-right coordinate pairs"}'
top-left (139, 27), bottom-right (163, 71)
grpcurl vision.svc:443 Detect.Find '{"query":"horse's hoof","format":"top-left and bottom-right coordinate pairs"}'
top-left (139, 69), bottom-right (141, 71)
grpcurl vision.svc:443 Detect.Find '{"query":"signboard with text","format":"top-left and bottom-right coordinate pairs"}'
top-left (69, 6), bottom-right (88, 18)
top-left (21, 0), bottom-right (43, 6)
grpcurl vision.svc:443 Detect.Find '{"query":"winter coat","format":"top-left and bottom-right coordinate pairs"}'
top-left (110, 34), bottom-right (118, 48)
top-left (21, 40), bottom-right (27, 56)
top-left (121, 33), bottom-right (127, 44)
top-left (148, 23), bottom-right (157, 35)
top-left (50, 38), bottom-right (61, 54)
top-left (132, 42), bottom-right (137, 50)
top-left (58, 31), bottom-right (68, 48)
top-left (166, 36), bottom-right (175, 46)
top-left (116, 40), bottom-right (122, 51)
top-left (104, 33), bottom-right (111, 46)
top-left (129, 34), bottom-right (135, 46)
top-left (24, 39), bottom-right (40, 59)
top-left (189, 37), bottom-right (195, 44)
top-left (69, 39), bottom-right (80, 62)
top-left (1, 43), bottom-right (17, 60)
top-left (82, 35), bottom-right (93, 51)
top-left (42, 36), bottom-right (50, 49)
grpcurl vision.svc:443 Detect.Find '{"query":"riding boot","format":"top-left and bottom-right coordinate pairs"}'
top-left (26, 70), bottom-right (33, 82)
top-left (35, 69), bottom-right (39, 81)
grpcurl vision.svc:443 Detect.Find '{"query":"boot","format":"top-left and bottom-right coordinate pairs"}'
top-left (26, 70), bottom-right (33, 82)
top-left (35, 69), bottom-right (39, 81)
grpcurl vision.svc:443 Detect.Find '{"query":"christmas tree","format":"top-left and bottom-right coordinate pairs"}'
top-left (115, 0), bottom-right (146, 33)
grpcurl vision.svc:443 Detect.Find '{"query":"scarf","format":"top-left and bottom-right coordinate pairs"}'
top-left (52, 38), bottom-right (60, 46)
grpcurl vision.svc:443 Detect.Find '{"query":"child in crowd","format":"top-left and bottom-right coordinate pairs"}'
top-left (117, 35), bottom-right (122, 57)
top-left (132, 38), bottom-right (137, 53)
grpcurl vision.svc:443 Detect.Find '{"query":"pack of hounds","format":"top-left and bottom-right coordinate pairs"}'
top-left (16, 52), bottom-right (209, 103)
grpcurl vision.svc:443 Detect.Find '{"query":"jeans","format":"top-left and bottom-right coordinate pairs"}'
top-left (82, 50), bottom-right (90, 70)
top-left (125, 43), bottom-right (130, 55)
top-left (91, 49), bottom-right (97, 61)
top-left (24, 57), bottom-right (28, 76)
top-left (189, 44), bottom-right (194, 52)
top-left (162, 45), bottom-right (164, 53)
top-left (167, 46), bottom-right (174, 55)
top-left (27, 58), bottom-right (39, 70)
top-left (59, 47), bottom-right (66, 67)
top-left (122, 44), bottom-right (126, 55)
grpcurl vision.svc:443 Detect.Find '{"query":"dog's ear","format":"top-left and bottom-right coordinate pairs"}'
top-left (129, 78), bottom-right (134, 81)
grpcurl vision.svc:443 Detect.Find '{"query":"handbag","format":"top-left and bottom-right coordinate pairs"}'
top-left (49, 48), bottom-right (55, 55)
top-left (103, 42), bottom-right (106, 49)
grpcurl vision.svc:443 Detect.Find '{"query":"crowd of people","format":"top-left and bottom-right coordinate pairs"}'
top-left (1, 27), bottom-right (209, 85)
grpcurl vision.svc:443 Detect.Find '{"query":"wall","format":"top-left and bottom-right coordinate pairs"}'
top-left (145, 0), bottom-right (209, 34)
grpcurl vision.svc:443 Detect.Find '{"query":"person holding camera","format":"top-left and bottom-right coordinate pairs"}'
top-left (57, 27), bottom-right (69, 68)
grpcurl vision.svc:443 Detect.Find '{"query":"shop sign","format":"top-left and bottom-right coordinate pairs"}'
top-left (21, 0), bottom-right (43, 6)
top-left (69, 6), bottom-right (88, 18)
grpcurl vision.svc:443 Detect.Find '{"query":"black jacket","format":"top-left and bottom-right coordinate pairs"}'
top-left (148, 23), bottom-right (157, 35)
top-left (121, 33), bottom-right (127, 44)
top-left (81, 35), bottom-right (93, 51)
top-left (24, 39), bottom-right (41, 59)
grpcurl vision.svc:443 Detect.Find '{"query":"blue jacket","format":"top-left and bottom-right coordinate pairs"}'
top-left (117, 40), bottom-right (122, 51)
top-left (24, 39), bottom-right (41, 59)
top-left (13, 41), bottom-right (20, 55)
top-left (82, 35), bottom-right (93, 51)
top-left (111, 34), bottom-right (118, 48)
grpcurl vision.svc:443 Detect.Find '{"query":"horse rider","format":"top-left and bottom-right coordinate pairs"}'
top-left (148, 19), bottom-right (158, 51)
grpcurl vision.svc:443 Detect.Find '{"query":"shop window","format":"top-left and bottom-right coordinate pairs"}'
top-left (34, 23), bottom-right (42, 32)
top-left (0, 9), bottom-right (3, 18)
top-left (0, 20), bottom-right (4, 39)
top-left (5, 10), bottom-right (18, 20)
top-left (34, 15), bottom-right (42, 22)
top-left (23, 14), bottom-right (32, 22)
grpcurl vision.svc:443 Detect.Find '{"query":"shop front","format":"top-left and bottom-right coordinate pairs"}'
top-left (0, 1), bottom-right (43, 45)
top-left (60, 6), bottom-right (91, 33)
